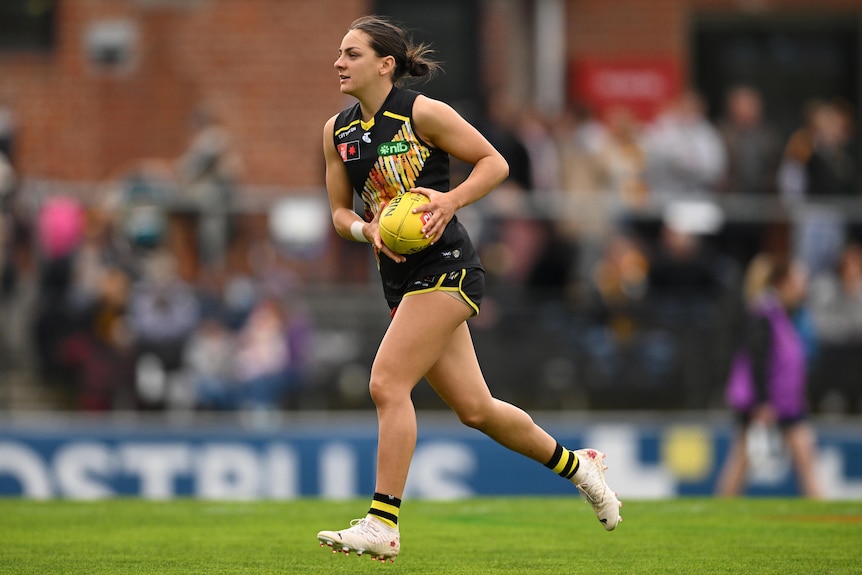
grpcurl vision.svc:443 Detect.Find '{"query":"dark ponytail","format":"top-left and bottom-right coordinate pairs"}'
top-left (349, 15), bottom-right (442, 85)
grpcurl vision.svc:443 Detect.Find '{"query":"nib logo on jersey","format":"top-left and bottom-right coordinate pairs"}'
top-left (338, 141), bottom-right (360, 162)
top-left (377, 140), bottom-right (410, 157)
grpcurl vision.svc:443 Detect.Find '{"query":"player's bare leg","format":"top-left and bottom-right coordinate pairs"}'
top-left (318, 290), bottom-right (473, 561)
top-left (424, 294), bottom-right (621, 530)
top-left (369, 291), bottom-right (475, 496)
top-left (423, 309), bottom-right (560, 462)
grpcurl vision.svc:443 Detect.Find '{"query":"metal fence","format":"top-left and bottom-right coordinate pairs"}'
top-left (2, 182), bottom-right (862, 415)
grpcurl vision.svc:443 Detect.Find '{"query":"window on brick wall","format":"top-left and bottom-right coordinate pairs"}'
top-left (0, 0), bottom-right (56, 51)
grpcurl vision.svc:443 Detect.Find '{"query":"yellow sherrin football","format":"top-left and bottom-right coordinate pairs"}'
top-left (378, 192), bottom-right (433, 255)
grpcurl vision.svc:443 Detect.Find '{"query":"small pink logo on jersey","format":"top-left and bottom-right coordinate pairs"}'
top-left (338, 141), bottom-right (360, 161)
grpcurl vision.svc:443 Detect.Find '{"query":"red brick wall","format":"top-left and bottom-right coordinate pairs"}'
top-left (1, 0), bottom-right (859, 190)
top-left (0, 0), bottom-right (370, 187)
top-left (568, 0), bottom-right (683, 58)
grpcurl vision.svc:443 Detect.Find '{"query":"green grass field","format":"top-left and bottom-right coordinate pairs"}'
top-left (1, 497), bottom-right (860, 574)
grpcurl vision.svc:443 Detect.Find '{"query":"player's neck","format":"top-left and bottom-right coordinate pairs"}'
top-left (357, 83), bottom-right (395, 122)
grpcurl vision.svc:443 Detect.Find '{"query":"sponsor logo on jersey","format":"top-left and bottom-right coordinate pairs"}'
top-left (338, 141), bottom-right (360, 162)
top-left (362, 132), bottom-right (372, 143)
top-left (336, 125), bottom-right (358, 139)
top-left (377, 140), bottom-right (411, 157)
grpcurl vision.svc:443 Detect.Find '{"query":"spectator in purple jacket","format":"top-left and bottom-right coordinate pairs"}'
top-left (716, 254), bottom-right (823, 498)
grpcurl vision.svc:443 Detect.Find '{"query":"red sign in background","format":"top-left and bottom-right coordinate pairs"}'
top-left (571, 59), bottom-right (682, 121)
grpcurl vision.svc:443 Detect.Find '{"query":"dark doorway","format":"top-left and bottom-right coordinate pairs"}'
top-left (692, 14), bottom-right (860, 261)
top-left (373, 0), bottom-right (481, 114)
top-left (0, 0), bottom-right (56, 51)
top-left (692, 14), bottom-right (859, 144)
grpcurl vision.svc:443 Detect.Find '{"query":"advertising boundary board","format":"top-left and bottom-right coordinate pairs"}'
top-left (1, 412), bottom-right (861, 500)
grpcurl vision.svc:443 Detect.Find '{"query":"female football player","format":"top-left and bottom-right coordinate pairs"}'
top-left (317, 15), bottom-right (621, 562)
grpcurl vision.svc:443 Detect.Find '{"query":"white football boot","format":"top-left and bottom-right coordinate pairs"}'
top-left (317, 516), bottom-right (400, 562)
top-left (571, 448), bottom-right (622, 531)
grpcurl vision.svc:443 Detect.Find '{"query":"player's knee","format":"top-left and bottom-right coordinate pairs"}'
top-left (456, 403), bottom-right (492, 431)
top-left (368, 377), bottom-right (389, 406)
top-left (368, 374), bottom-right (409, 407)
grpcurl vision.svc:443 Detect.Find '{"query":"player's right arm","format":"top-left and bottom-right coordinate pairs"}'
top-left (322, 116), bottom-right (405, 263)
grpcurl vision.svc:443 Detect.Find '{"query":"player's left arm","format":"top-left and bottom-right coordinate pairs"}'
top-left (412, 95), bottom-right (509, 242)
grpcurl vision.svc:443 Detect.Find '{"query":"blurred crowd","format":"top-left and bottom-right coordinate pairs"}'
top-left (1, 84), bottom-right (862, 415)
top-left (460, 84), bottom-right (859, 410)
top-left (0, 103), bottom-right (314, 415)
top-left (479, 84), bottom-right (857, 201)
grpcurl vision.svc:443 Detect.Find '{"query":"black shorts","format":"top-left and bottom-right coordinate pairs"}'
top-left (391, 267), bottom-right (484, 318)
top-left (735, 410), bottom-right (807, 430)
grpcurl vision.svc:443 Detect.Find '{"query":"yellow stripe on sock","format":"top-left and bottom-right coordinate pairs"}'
top-left (552, 450), bottom-right (579, 477)
top-left (371, 500), bottom-right (400, 518)
top-left (551, 450), bottom-right (570, 475)
top-left (369, 500), bottom-right (400, 528)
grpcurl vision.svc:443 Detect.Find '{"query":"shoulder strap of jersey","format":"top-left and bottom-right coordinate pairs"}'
top-left (332, 102), bottom-right (361, 146)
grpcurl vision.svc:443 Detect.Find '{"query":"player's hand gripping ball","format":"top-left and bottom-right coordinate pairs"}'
top-left (378, 192), bottom-right (433, 255)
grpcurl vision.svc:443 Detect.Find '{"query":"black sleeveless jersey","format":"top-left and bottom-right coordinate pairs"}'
top-left (332, 87), bottom-right (483, 308)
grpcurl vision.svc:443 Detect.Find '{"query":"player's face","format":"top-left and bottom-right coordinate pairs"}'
top-left (334, 30), bottom-right (384, 96)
